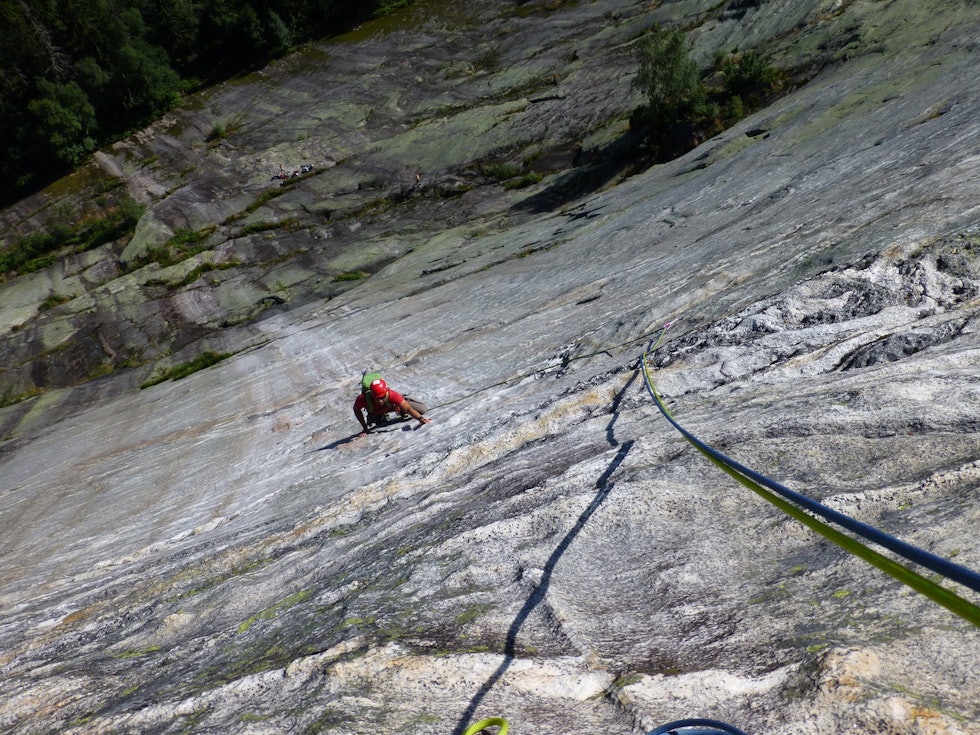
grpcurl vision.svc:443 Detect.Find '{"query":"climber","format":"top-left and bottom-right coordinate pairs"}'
top-left (354, 376), bottom-right (430, 436)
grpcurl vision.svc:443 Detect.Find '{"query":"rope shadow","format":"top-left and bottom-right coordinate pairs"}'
top-left (452, 370), bottom-right (639, 735)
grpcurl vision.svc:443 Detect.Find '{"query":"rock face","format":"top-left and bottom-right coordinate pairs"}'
top-left (1, 1), bottom-right (979, 734)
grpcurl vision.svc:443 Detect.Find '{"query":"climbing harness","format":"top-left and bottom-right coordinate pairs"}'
top-left (642, 324), bottom-right (980, 626)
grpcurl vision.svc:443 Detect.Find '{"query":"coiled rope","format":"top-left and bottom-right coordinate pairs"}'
top-left (462, 718), bottom-right (508, 735)
top-left (461, 715), bottom-right (748, 735)
top-left (641, 325), bottom-right (980, 626)
top-left (647, 719), bottom-right (750, 735)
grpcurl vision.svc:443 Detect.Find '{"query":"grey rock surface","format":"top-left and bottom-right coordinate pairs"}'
top-left (1, 0), bottom-right (979, 734)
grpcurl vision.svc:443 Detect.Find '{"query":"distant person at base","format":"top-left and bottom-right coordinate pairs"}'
top-left (354, 377), bottom-right (430, 436)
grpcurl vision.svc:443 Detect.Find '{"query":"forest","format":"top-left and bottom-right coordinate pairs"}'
top-left (0, 0), bottom-right (409, 205)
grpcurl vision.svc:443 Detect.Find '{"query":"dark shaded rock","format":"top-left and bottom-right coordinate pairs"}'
top-left (839, 324), bottom-right (963, 370)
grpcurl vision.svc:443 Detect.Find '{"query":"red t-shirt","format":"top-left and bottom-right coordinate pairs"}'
top-left (354, 388), bottom-right (405, 414)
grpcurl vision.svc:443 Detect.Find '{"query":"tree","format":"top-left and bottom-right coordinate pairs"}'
top-left (26, 79), bottom-right (97, 168)
top-left (629, 25), bottom-right (785, 164)
top-left (134, 0), bottom-right (201, 67)
top-left (111, 38), bottom-right (182, 116)
top-left (720, 50), bottom-right (781, 108)
top-left (633, 24), bottom-right (702, 119)
top-left (0, 0), bottom-right (416, 204)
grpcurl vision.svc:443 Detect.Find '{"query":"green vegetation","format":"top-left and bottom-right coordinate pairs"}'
top-left (481, 162), bottom-right (523, 181)
top-left (478, 161), bottom-right (543, 190)
top-left (0, 384), bottom-right (44, 409)
top-left (143, 257), bottom-right (242, 289)
top-left (299, 707), bottom-right (355, 735)
top-left (206, 124), bottom-right (228, 144)
top-left (223, 188), bottom-right (288, 226)
top-left (632, 24), bottom-right (784, 161)
top-left (237, 589), bottom-right (313, 634)
top-left (455, 603), bottom-right (491, 626)
top-left (375, 0), bottom-right (412, 15)
top-left (333, 270), bottom-right (369, 282)
top-left (179, 260), bottom-right (239, 288)
top-left (340, 616), bottom-right (376, 628)
top-left (127, 225), bottom-right (217, 271)
top-left (612, 673), bottom-right (644, 688)
top-left (1, 0), bottom-right (418, 205)
top-left (505, 171), bottom-right (544, 190)
top-left (39, 293), bottom-right (72, 311)
top-left (718, 49), bottom-right (783, 109)
top-left (0, 197), bottom-right (143, 281)
top-left (237, 218), bottom-right (300, 237)
top-left (240, 712), bottom-right (273, 723)
top-left (140, 350), bottom-right (233, 389)
top-left (112, 645), bottom-right (161, 659)
top-left (634, 25), bottom-right (702, 115)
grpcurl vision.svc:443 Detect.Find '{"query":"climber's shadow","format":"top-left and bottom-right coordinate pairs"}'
top-left (451, 371), bottom-right (638, 735)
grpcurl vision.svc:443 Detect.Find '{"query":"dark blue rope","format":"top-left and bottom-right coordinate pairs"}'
top-left (647, 718), bottom-right (750, 735)
top-left (642, 347), bottom-right (980, 594)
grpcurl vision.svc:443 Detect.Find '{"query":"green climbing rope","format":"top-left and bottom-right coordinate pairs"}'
top-left (462, 717), bottom-right (509, 735)
top-left (641, 327), bottom-right (980, 627)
